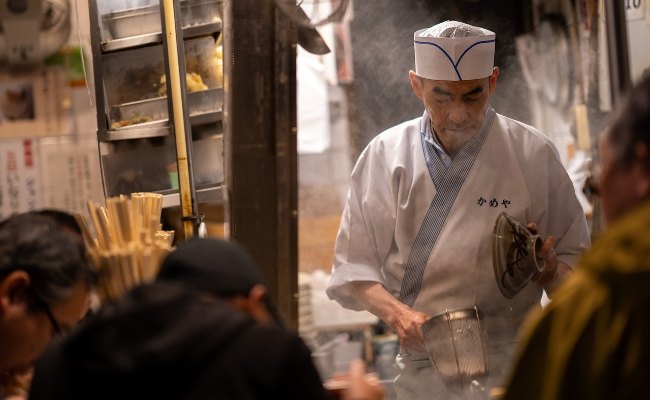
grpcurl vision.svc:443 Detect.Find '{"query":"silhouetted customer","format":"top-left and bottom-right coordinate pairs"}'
top-left (29, 237), bottom-right (384, 400)
top-left (502, 74), bottom-right (650, 400)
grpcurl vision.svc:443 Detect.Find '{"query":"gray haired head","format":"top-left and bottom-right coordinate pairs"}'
top-left (0, 212), bottom-right (95, 310)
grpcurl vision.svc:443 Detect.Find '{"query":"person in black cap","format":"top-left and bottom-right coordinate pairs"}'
top-left (28, 237), bottom-right (384, 400)
top-left (156, 236), bottom-right (285, 327)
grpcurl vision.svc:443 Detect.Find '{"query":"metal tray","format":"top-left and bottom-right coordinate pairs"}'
top-left (108, 88), bottom-right (223, 129)
top-left (101, 0), bottom-right (222, 41)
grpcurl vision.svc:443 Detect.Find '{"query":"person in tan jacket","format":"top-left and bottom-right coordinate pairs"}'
top-left (502, 74), bottom-right (650, 400)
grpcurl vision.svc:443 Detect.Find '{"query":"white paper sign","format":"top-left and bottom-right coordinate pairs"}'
top-left (0, 138), bottom-right (40, 219)
top-left (39, 140), bottom-right (104, 217)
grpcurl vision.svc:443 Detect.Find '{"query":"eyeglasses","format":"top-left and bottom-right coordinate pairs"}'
top-left (29, 290), bottom-right (63, 336)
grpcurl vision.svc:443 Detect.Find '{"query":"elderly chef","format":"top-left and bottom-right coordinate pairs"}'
top-left (326, 20), bottom-right (591, 399)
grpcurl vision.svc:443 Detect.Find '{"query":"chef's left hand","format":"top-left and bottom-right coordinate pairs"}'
top-left (526, 223), bottom-right (572, 297)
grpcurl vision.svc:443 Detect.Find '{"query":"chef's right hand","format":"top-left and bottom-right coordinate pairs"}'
top-left (349, 281), bottom-right (428, 353)
top-left (388, 305), bottom-right (428, 354)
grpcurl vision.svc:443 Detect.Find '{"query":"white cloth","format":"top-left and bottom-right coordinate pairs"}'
top-left (297, 47), bottom-right (331, 154)
top-left (327, 111), bottom-right (591, 399)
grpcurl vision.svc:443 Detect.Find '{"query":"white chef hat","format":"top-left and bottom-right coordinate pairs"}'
top-left (414, 20), bottom-right (495, 81)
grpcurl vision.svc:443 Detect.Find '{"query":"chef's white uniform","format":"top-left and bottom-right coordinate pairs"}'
top-left (327, 109), bottom-right (591, 399)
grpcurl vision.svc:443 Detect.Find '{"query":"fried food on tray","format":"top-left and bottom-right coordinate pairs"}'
top-left (158, 72), bottom-right (207, 96)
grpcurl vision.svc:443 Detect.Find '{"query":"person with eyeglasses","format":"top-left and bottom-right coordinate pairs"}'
top-left (0, 212), bottom-right (95, 399)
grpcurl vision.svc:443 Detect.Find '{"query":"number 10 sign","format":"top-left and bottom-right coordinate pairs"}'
top-left (626, 0), bottom-right (645, 20)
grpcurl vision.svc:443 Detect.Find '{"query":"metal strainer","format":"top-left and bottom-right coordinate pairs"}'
top-left (420, 307), bottom-right (489, 389)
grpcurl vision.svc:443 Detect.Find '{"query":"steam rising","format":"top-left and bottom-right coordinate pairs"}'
top-left (347, 0), bottom-right (531, 157)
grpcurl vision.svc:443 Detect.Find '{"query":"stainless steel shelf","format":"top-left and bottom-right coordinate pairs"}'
top-left (161, 184), bottom-right (224, 208)
top-left (101, 22), bottom-right (222, 53)
top-left (98, 124), bottom-right (168, 141)
top-left (98, 111), bottom-right (223, 141)
top-left (190, 110), bottom-right (223, 126)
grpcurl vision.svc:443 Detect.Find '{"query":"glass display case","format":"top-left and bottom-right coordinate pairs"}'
top-left (101, 134), bottom-right (223, 197)
top-left (102, 36), bottom-right (222, 131)
top-left (88, 0), bottom-right (223, 205)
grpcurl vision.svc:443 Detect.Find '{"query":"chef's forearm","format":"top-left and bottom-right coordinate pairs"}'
top-left (349, 281), bottom-right (428, 352)
top-left (347, 281), bottom-right (410, 327)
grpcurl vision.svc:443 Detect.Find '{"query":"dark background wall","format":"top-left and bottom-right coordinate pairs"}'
top-left (345, 0), bottom-right (533, 158)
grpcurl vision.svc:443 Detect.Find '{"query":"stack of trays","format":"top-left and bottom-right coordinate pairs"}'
top-left (298, 272), bottom-right (318, 351)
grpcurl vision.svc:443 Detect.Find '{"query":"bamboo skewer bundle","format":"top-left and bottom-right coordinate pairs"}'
top-left (78, 192), bottom-right (174, 302)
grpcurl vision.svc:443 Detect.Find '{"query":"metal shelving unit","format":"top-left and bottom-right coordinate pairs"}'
top-left (88, 0), bottom-right (224, 210)
top-left (87, 0), bottom-right (300, 323)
